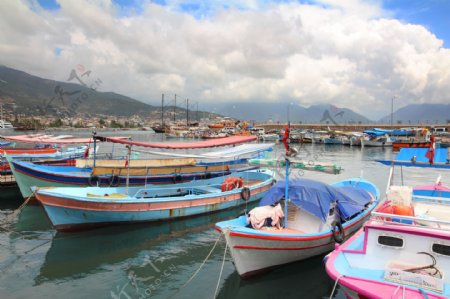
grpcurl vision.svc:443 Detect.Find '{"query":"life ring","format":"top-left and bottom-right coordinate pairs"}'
top-left (240, 187), bottom-right (251, 201)
top-left (221, 177), bottom-right (239, 192)
top-left (109, 175), bottom-right (120, 187)
top-left (88, 174), bottom-right (100, 187)
top-left (331, 220), bottom-right (345, 243)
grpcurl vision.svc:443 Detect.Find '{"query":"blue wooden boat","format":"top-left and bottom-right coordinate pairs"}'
top-left (34, 169), bottom-right (275, 232)
top-left (8, 157), bottom-right (256, 199)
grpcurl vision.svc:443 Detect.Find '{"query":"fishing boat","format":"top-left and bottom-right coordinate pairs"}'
top-left (8, 137), bottom-right (271, 199)
top-left (361, 134), bottom-right (395, 147)
top-left (8, 157), bottom-right (256, 199)
top-left (215, 177), bottom-right (379, 277)
top-left (34, 169), bottom-right (275, 231)
top-left (377, 147), bottom-right (450, 169)
top-left (258, 133), bottom-right (279, 142)
top-left (325, 140), bottom-right (450, 299)
top-left (392, 139), bottom-right (431, 152)
top-left (0, 141), bottom-right (14, 147)
top-left (248, 158), bottom-right (343, 175)
top-left (215, 125), bottom-right (379, 277)
top-left (325, 204), bottom-right (450, 298)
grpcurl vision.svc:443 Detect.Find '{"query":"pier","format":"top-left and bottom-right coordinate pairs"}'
top-left (256, 123), bottom-right (450, 132)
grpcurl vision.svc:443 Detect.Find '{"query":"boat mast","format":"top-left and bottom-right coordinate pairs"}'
top-left (161, 94), bottom-right (164, 127)
top-left (186, 98), bottom-right (189, 127)
top-left (174, 94), bottom-right (176, 122)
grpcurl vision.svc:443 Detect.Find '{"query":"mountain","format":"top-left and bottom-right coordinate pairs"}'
top-left (0, 65), bottom-right (157, 117)
top-left (199, 102), bottom-right (371, 124)
top-left (379, 104), bottom-right (450, 125)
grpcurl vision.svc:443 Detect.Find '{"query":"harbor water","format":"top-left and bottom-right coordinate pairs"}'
top-left (1, 130), bottom-right (449, 299)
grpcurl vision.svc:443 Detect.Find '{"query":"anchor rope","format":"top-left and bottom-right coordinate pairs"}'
top-left (213, 242), bottom-right (228, 299)
top-left (168, 234), bottom-right (222, 298)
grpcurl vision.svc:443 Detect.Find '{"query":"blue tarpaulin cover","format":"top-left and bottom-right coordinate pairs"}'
top-left (259, 179), bottom-right (372, 222)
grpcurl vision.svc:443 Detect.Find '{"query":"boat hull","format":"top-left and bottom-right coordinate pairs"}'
top-left (220, 211), bottom-right (371, 277)
top-left (36, 170), bottom-right (274, 231)
top-left (392, 141), bottom-right (431, 152)
top-left (325, 228), bottom-right (448, 299)
top-left (9, 158), bottom-right (254, 199)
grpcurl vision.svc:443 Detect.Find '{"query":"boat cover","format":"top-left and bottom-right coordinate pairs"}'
top-left (259, 179), bottom-right (372, 222)
top-left (95, 135), bottom-right (257, 149)
top-left (363, 130), bottom-right (386, 136)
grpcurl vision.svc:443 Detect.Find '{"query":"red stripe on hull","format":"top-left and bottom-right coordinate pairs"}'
top-left (36, 184), bottom-right (272, 212)
top-left (234, 241), bottom-right (334, 251)
top-left (228, 212), bottom-right (371, 242)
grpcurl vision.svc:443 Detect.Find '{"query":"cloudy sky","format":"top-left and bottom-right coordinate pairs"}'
top-left (1, 0), bottom-right (449, 118)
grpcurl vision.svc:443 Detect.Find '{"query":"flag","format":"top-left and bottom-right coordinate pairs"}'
top-left (282, 125), bottom-right (290, 154)
top-left (425, 135), bottom-right (436, 164)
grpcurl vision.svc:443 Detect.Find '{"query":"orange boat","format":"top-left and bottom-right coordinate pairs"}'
top-left (208, 123), bottom-right (225, 129)
top-left (392, 141), bottom-right (431, 152)
top-left (0, 147), bottom-right (57, 155)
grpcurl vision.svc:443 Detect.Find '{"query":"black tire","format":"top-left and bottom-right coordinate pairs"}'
top-left (331, 220), bottom-right (345, 244)
top-left (240, 187), bottom-right (251, 201)
top-left (88, 175), bottom-right (99, 187)
top-left (109, 175), bottom-right (120, 187)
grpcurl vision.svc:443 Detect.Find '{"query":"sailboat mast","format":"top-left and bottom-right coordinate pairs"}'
top-left (186, 98), bottom-right (189, 127)
top-left (174, 94), bottom-right (176, 122)
top-left (161, 94), bottom-right (164, 126)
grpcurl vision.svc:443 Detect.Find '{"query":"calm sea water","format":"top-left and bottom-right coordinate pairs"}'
top-left (0, 130), bottom-right (448, 299)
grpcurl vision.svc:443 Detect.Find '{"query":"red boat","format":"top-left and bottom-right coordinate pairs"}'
top-left (0, 146), bottom-right (57, 155)
top-left (392, 141), bottom-right (431, 152)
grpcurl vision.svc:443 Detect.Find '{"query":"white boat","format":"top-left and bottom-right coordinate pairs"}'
top-left (361, 135), bottom-right (394, 147)
top-left (259, 133), bottom-right (279, 142)
top-left (0, 120), bottom-right (13, 129)
top-left (215, 177), bottom-right (379, 277)
top-left (0, 104), bottom-right (13, 129)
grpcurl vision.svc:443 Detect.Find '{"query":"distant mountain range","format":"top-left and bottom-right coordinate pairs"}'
top-left (378, 103), bottom-right (450, 125)
top-left (0, 65), bottom-right (160, 117)
top-left (0, 65), bottom-right (448, 124)
top-left (200, 102), bottom-right (371, 124)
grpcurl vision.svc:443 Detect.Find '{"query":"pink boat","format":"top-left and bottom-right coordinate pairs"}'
top-left (325, 183), bottom-right (450, 299)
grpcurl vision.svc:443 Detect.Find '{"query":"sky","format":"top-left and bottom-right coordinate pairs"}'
top-left (1, 0), bottom-right (450, 119)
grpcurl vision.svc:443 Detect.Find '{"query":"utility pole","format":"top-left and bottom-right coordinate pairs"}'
top-left (196, 102), bottom-right (199, 122)
top-left (391, 96), bottom-right (396, 126)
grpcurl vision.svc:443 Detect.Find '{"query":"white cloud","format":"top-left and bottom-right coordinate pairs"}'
top-left (0, 0), bottom-right (449, 119)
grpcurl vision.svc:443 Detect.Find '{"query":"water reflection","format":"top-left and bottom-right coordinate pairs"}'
top-left (217, 255), bottom-right (337, 299)
top-left (35, 204), bottom-right (256, 284)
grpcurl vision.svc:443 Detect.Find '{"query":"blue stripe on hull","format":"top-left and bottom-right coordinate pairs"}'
top-left (42, 191), bottom-right (267, 230)
top-left (13, 160), bottom-right (248, 187)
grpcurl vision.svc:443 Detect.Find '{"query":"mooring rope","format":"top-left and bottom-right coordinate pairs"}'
top-left (168, 234), bottom-right (222, 298)
top-left (329, 274), bottom-right (343, 299)
top-left (213, 243), bottom-right (228, 299)
top-left (1, 189), bottom-right (36, 227)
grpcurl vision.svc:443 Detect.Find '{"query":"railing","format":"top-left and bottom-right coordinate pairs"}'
top-left (371, 211), bottom-right (450, 231)
top-left (412, 195), bottom-right (450, 203)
